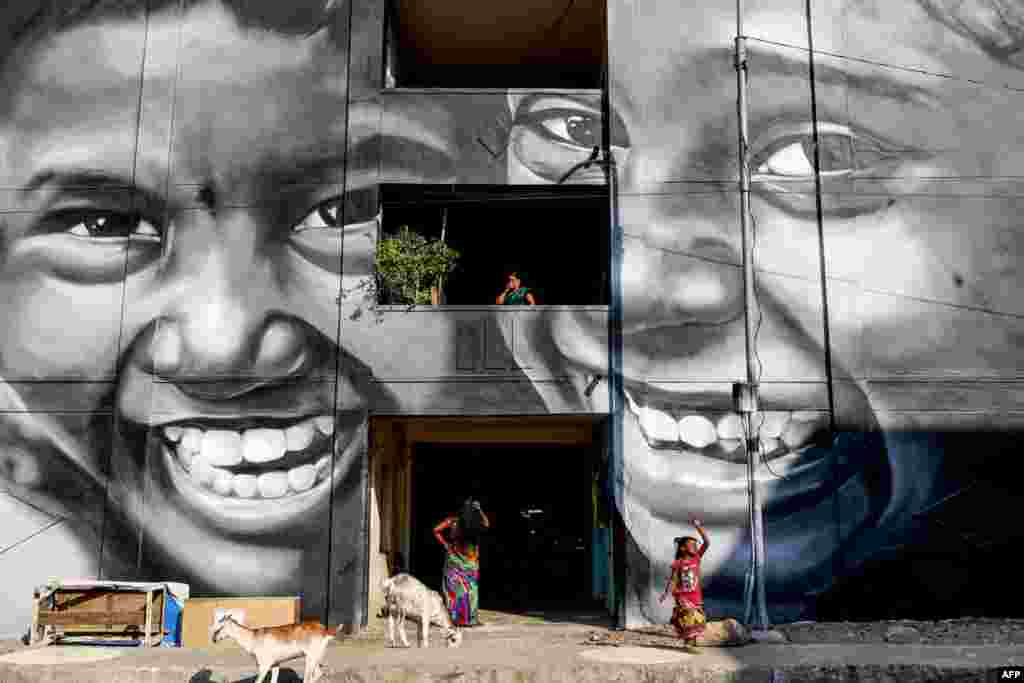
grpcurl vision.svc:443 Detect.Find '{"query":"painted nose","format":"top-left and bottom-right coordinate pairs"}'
top-left (148, 314), bottom-right (311, 398)
top-left (621, 235), bottom-right (745, 332)
top-left (617, 151), bottom-right (746, 332)
top-left (145, 218), bottom-right (313, 398)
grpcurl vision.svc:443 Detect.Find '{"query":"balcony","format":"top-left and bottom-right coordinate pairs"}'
top-left (354, 305), bottom-right (610, 416)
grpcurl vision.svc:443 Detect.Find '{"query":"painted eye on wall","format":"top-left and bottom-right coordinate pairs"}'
top-left (292, 188), bottom-right (379, 233)
top-left (294, 202), bottom-right (341, 231)
top-left (751, 123), bottom-right (902, 179)
top-left (754, 134), bottom-right (856, 177)
top-left (508, 95), bottom-right (630, 183)
top-left (518, 109), bottom-right (604, 148)
top-left (750, 121), bottom-right (917, 217)
top-left (61, 211), bottom-right (161, 242)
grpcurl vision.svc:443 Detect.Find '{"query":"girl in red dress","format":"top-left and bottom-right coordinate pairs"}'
top-left (659, 518), bottom-right (709, 653)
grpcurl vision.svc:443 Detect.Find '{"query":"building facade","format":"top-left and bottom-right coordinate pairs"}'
top-left (0, 0), bottom-right (1021, 638)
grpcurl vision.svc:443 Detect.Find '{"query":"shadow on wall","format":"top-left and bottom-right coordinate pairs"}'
top-left (815, 429), bottom-right (1024, 621)
top-left (627, 428), bottom-right (1024, 624)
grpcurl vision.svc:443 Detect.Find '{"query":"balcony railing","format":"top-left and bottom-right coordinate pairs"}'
top-left (354, 305), bottom-right (610, 415)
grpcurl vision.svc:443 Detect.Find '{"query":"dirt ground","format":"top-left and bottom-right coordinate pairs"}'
top-left (5, 614), bottom-right (1024, 657)
top-left (616, 618), bottom-right (1024, 647)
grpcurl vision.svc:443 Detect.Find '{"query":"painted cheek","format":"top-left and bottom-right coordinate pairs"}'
top-left (0, 277), bottom-right (123, 378)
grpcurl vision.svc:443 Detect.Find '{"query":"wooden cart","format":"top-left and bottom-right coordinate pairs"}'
top-left (30, 581), bottom-right (168, 646)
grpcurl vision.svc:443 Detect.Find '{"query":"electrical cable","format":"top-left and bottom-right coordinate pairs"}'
top-left (323, 0), bottom-right (357, 628)
top-left (746, 63), bottom-right (789, 481)
top-left (750, 211), bottom-right (791, 478)
top-left (743, 34), bottom-right (1024, 94)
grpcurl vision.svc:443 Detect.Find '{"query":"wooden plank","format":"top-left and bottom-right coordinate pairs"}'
top-left (52, 591), bottom-right (148, 612)
top-left (38, 611), bottom-right (148, 626)
top-left (405, 421), bottom-right (593, 445)
top-left (30, 590), bottom-right (42, 645)
top-left (143, 589), bottom-right (153, 645)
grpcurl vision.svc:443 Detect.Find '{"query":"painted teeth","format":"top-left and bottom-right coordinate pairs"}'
top-left (315, 455), bottom-right (331, 480)
top-left (257, 471), bottom-right (289, 498)
top-left (719, 438), bottom-right (742, 453)
top-left (285, 421), bottom-right (316, 452)
top-left (242, 428), bottom-right (286, 464)
top-left (171, 448), bottom-right (335, 498)
top-left (161, 415), bottom-right (339, 498)
top-left (182, 427), bottom-right (202, 452)
top-left (314, 416), bottom-right (334, 435)
top-left (287, 464), bottom-right (317, 492)
top-left (233, 474), bottom-right (259, 499)
top-left (624, 390), bottom-right (828, 457)
top-left (212, 468), bottom-right (234, 497)
top-left (678, 415), bottom-right (717, 448)
top-left (637, 405), bottom-right (679, 443)
top-left (715, 414), bottom-right (744, 441)
top-left (201, 430), bottom-right (243, 467)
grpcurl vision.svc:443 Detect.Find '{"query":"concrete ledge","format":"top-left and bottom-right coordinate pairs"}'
top-left (2, 638), bottom-right (1022, 682)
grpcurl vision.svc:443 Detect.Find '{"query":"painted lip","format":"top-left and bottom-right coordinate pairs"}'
top-left (622, 385), bottom-right (833, 466)
top-left (581, 370), bottom-right (885, 524)
top-left (147, 409), bottom-right (367, 534)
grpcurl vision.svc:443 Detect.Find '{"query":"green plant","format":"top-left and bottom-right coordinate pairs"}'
top-left (374, 226), bottom-right (460, 305)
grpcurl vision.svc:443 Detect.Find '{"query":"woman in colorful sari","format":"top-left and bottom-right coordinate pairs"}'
top-left (434, 498), bottom-right (491, 626)
top-left (495, 271), bottom-right (536, 305)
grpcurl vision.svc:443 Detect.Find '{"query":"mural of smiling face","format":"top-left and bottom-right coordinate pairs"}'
top-left (0, 0), bottom-right (383, 628)
top-left (508, 0), bottom-right (1023, 623)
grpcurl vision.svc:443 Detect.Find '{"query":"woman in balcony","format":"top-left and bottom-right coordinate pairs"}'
top-left (496, 271), bottom-right (537, 305)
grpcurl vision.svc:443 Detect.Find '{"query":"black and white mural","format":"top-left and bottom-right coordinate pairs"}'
top-left (511, 0), bottom-right (1023, 627)
top-left (0, 0), bottom-right (381, 638)
top-left (0, 0), bottom-right (1021, 638)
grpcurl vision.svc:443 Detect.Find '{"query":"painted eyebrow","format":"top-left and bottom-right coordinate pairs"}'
top-left (20, 170), bottom-right (139, 197)
top-left (515, 92), bottom-right (602, 112)
top-left (696, 45), bottom-right (939, 108)
top-left (741, 44), bottom-right (940, 107)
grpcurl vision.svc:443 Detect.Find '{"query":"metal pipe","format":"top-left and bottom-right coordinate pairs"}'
top-left (735, 2), bottom-right (771, 630)
top-left (601, 0), bottom-right (626, 631)
top-left (325, 0), bottom-right (358, 629)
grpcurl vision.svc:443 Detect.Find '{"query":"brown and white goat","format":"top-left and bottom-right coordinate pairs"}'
top-left (381, 573), bottom-right (462, 648)
top-left (210, 615), bottom-right (340, 683)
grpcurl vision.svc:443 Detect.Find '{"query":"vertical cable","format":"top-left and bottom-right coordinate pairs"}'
top-left (324, 0), bottom-right (357, 629)
top-left (98, 0), bottom-right (158, 582)
top-left (130, 3), bottom-right (152, 581)
top-left (735, 0), bottom-right (770, 628)
top-left (803, 0), bottom-right (843, 583)
top-left (599, 0), bottom-right (625, 630)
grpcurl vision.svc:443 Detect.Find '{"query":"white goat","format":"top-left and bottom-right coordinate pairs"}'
top-left (381, 573), bottom-right (463, 648)
top-left (210, 615), bottom-right (342, 683)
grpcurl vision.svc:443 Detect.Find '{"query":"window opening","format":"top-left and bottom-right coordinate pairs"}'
top-left (384, 0), bottom-right (604, 89)
top-left (378, 184), bottom-right (609, 305)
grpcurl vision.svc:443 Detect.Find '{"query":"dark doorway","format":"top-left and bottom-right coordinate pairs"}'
top-left (410, 442), bottom-right (602, 612)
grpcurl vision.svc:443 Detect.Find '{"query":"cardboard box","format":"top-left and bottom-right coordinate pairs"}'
top-left (181, 597), bottom-right (301, 648)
